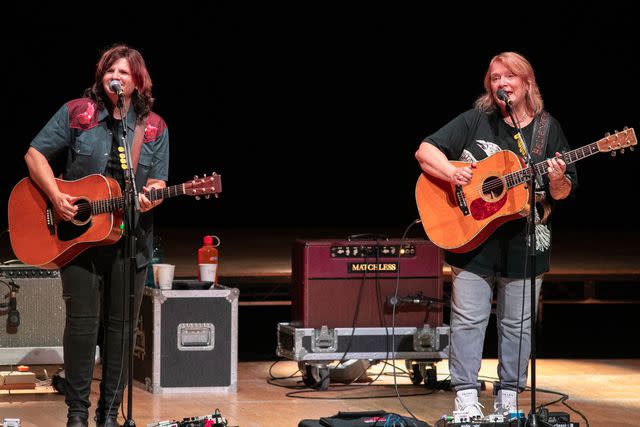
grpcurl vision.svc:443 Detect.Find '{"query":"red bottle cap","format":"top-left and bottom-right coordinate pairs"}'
top-left (204, 235), bottom-right (213, 245)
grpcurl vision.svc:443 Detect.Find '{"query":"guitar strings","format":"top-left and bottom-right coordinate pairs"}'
top-left (63, 187), bottom-right (174, 217)
top-left (458, 141), bottom-right (613, 199)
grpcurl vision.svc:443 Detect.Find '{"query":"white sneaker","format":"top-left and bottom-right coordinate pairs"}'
top-left (454, 389), bottom-right (484, 421)
top-left (494, 389), bottom-right (518, 414)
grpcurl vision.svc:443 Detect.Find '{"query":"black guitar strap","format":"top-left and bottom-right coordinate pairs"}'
top-left (530, 110), bottom-right (552, 224)
top-left (530, 110), bottom-right (550, 188)
top-left (530, 110), bottom-right (550, 159)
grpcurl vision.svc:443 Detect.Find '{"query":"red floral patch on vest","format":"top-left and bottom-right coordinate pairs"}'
top-left (144, 123), bottom-right (158, 141)
top-left (68, 99), bottom-right (99, 130)
top-left (77, 103), bottom-right (95, 125)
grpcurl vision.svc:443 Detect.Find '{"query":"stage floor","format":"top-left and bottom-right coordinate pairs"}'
top-left (2, 359), bottom-right (639, 426)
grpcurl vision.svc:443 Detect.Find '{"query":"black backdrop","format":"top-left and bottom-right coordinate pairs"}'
top-left (3, 3), bottom-right (639, 233)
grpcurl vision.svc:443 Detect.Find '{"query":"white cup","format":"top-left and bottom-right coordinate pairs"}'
top-left (199, 263), bottom-right (217, 283)
top-left (154, 264), bottom-right (175, 290)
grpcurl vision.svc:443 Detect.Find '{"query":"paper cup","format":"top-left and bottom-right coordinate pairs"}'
top-left (154, 264), bottom-right (175, 290)
top-left (199, 263), bottom-right (217, 283)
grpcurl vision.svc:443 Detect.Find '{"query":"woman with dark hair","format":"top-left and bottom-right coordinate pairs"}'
top-left (415, 52), bottom-right (577, 420)
top-left (24, 44), bottom-right (169, 427)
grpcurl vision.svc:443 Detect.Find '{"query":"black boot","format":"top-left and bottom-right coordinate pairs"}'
top-left (96, 416), bottom-right (122, 427)
top-left (67, 415), bottom-right (89, 427)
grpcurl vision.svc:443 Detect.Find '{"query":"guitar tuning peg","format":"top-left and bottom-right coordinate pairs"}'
top-left (614, 129), bottom-right (619, 134)
top-left (214, 194), bottom-right (219, 198)
top-left (611, 151), bottom-right (616, 157)
top-left (605, 132), bottom-right (611, 137)
top-left (195, 196), bottom-right (201, 200)
top-left (630, 146), bottom-right (635, 151)
top-left (193, 175), bottom-right (199, 180)
top-left (623, 126), bottom-right (628, 130)
top-left (621, 148), bottom-right (625, 154)
top-left (203, 173), bottom-right (207, 178)
top-left (205, 195), bottom-right (210, 199)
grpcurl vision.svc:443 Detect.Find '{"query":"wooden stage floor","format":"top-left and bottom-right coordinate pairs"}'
top-left (2, 359), bottom-right (640, 426)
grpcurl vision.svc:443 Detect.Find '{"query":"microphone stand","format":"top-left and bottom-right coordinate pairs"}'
top-left (505, 103), bottom-right (551, 427)
top-left (116, 94), bottom-right (139, 427)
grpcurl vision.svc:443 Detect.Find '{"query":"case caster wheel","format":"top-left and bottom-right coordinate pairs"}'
top-left (409, 363), bottom-right (423, 385)
top-left (300, 362), bottom-right (330, 390)
top-left (424, 365), bottom-right (437, 388)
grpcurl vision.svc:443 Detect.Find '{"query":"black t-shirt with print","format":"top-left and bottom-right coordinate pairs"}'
top-left (423, 108), bottom-right (578, 278)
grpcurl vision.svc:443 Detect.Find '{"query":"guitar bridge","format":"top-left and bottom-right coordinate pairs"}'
top-left (455, 185), bottom-right (470, 216)
top-left (45, 205), bottom-right (55, 236)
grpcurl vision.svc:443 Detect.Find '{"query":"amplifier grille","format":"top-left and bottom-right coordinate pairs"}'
top-left (1, 265), bottom-right (64, 348)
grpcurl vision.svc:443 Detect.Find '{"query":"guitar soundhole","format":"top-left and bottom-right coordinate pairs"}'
top-left (57, 200), bottom-right (92, 242)
top-left (481, 176), bottom-right (504, 201)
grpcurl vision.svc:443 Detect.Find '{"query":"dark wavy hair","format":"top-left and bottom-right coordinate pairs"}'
top-left (84, 44), bottom-right (154, 123)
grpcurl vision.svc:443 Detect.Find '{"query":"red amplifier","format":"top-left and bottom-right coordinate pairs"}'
top-left (291, 238), bottom-right (444, 328)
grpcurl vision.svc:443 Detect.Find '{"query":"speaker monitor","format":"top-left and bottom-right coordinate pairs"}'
top-left (0, 264), bottom-right (65, 364)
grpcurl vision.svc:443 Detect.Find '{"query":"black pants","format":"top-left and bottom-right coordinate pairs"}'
top-left (61, 242), bottom-right (146, 419)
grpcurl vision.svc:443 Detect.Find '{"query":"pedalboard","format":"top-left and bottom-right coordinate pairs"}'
top-left (444, 423), bottom-right (578, 427)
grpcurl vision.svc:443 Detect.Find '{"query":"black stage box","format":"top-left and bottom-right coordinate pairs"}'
top-left (133, 286), bottom-right (238, 393)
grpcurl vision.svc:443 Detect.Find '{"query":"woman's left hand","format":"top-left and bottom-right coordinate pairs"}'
top-left (547, 152), bottom-right (567, 182)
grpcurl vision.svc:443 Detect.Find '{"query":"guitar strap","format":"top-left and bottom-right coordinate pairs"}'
top-left (529, 110), bottom-right (550, 189)
top-left (131, 116), bottom-right (148, 174)
top-left (530, 110), bottom-right (550, 160)
top-left (530, 110), bottom-right (551, 224)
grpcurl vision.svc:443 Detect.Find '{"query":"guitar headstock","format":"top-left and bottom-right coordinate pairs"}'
top-left (596, 127), bottom-right (637, 156)
top-left (185, 173), bottom-right (222, 199)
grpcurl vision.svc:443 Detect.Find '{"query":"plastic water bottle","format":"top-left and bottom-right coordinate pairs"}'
top-left (198, 235), bottom-right (220, 284)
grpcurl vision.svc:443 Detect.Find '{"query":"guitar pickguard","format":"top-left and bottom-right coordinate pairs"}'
top-left (469, 196), bottom-right (507, 220)
top-left (57, 220), bottom-right (93, 241)
top-left (56, 199), bottom-right (94, 241)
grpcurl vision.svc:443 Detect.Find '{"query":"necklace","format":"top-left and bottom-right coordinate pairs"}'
top-left (504, 111), bottom-right (528, 125)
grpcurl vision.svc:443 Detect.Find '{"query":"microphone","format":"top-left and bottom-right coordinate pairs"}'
top-left (496, 88), bottom-right (512, 106)
top-left (7, 288), bottom-right (19, 328)
top-left (109, 80), bottom-right (124, 96)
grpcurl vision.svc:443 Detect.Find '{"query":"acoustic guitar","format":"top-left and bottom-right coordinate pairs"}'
top-left (415, 128), bottom-right (636, 253)
top-left (8, 173), bottom-right (222, 269)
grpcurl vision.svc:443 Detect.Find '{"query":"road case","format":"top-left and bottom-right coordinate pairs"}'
top-left (133, 285), bottom-right (238, 393)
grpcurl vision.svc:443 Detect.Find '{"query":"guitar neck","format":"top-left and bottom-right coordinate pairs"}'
top-left (505, 142), bottom-right (600, 188)
top-left (91, 184), bottom-right (185, 215)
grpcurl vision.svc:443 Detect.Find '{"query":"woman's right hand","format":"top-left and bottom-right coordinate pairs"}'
top-left (450, 163), bottom-right (476, 186)
top-left (52, 192), bottom-right (78, 221)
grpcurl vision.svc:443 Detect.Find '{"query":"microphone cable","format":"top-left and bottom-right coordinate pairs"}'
top-left (389, 217), bottom-right (426, 423)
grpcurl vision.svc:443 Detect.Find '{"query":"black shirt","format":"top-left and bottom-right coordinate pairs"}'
top-left (424, 109), bottom-right (578, 277)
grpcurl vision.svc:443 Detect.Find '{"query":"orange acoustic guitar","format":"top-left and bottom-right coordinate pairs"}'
top-left (416, 127), bottom-right (636, 253)
top-left (8, 173), bottom-right (222, 269)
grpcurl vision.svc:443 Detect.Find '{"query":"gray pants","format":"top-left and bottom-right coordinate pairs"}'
top-left (449, 267), bottom-right (542, 393)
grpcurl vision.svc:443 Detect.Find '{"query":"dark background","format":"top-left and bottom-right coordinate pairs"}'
top-left (3, 3), bottom-right (639, 233)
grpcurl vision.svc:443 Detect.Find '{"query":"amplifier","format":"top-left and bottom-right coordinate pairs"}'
top-left (0, 263), bottom-right (65, 364)
top-left (291, 238), bottom-right (444, 328)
